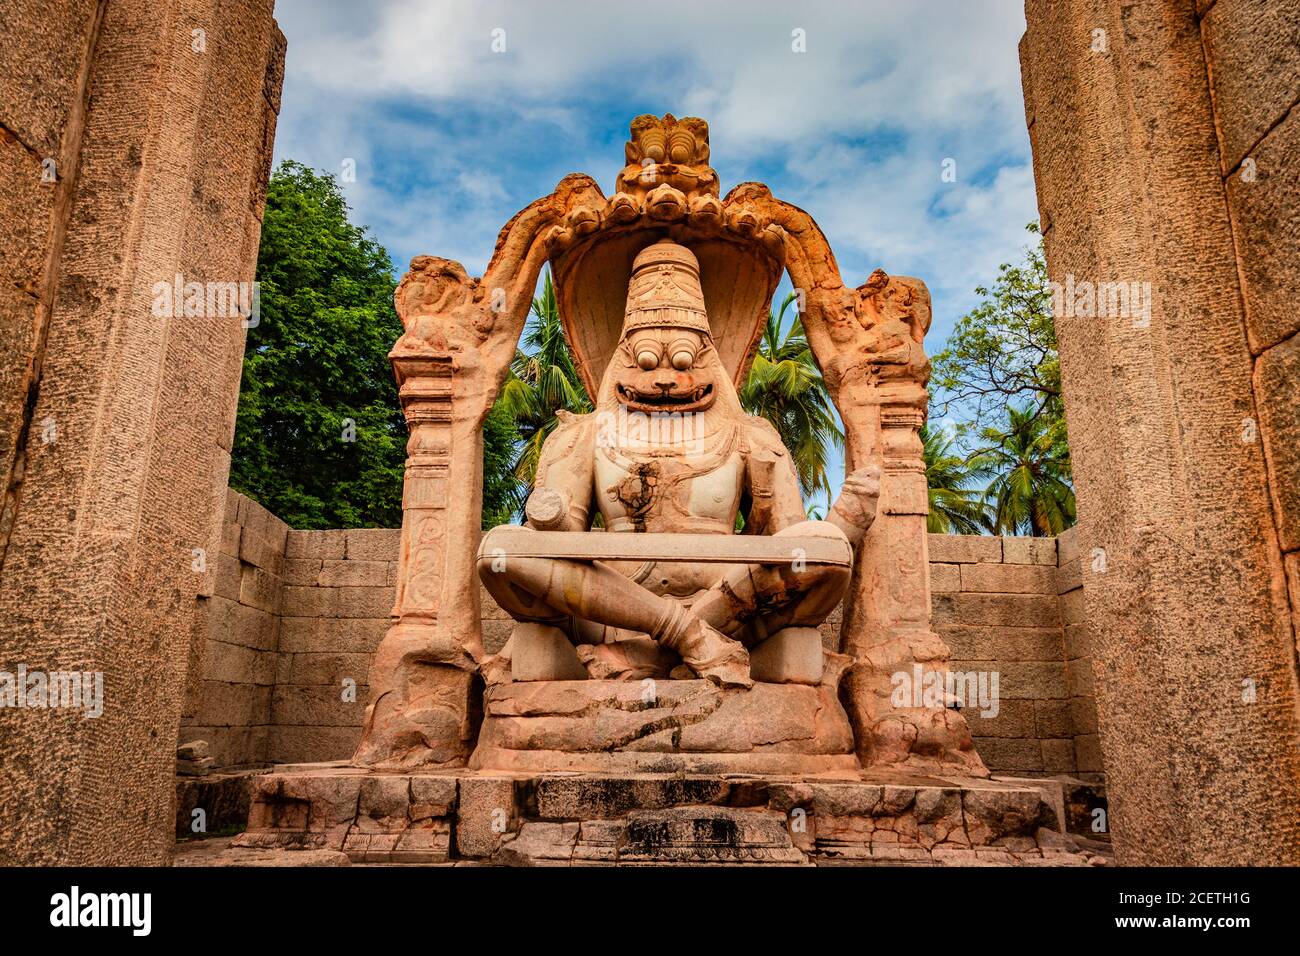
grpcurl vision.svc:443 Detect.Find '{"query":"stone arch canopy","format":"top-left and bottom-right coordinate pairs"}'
top-left (550, 226), bottom-right (783, 397)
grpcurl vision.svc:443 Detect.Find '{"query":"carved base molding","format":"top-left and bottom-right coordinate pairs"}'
top-left (354, 622), bottom-right (480, 771)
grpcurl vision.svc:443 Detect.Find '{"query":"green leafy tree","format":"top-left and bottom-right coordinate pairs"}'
top-left (972, 403), bottom-right (1076, 536)
top-left (230, 161), bottom-right (406, 529)
top-left (931, 222), bottom-right (1066, 449)
top-left (922, 424), bottom-right (993, 534)
top-left (739, 291), bottom-right (844, 501)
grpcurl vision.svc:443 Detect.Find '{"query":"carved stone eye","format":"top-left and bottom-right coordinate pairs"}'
top-left (671, 350), bottom-right (693, 371)
top-left (645, 143), bottom-right (665, 162)
top-left (637, 350), bottom-right (659, 370)
top-left (669, 142), bottom-right (691, 164)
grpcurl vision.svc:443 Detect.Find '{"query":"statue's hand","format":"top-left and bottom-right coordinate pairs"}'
top-left (829, 463), bottom-right (882, 545)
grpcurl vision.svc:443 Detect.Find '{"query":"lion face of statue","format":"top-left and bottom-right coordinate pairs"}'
top-left (612, 328), bottom-right (718, 415)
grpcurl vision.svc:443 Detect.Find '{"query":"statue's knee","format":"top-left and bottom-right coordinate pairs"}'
top-left (478, 526), bottom-right (504, 562)
top-left (775, 518), bottom-right (849, 545)
top-left (477, 529), bottom-right (519, 584)
top-left (817, 562), bottom-right (852, 594)
top-left (789, 558), bottom-right (847, 589)
top-left (476, 548), bottom-right (504, 584)
top-left (477, 526), bottom-right (543, 583)
top-left (772, 520), bottom-right (850, 586)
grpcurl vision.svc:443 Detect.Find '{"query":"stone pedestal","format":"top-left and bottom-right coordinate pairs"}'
top-left (470, 679), bottom-right (859, 775)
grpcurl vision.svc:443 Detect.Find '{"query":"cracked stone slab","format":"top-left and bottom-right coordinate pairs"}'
top-left (472, 679), bottom-right (856, 774)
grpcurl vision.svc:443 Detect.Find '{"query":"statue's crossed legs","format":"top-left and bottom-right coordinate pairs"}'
top-left (477, 521), bottom-right (851, 689)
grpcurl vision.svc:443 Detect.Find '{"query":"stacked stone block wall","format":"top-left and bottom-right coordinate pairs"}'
top-left (930, 531), bottom-right (1097, 777)
top-left (182, 494), bottom-right (397, 765)
top-left (273, 527), bottom-right (397, 762)
top-left (1055, 527), bottom-right (1102, 777)
top-left (180, 491), bottom-right (287, 767)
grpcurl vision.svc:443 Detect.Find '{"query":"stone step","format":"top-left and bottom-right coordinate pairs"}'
top-left (204, 763), bottom-right (1115, 866)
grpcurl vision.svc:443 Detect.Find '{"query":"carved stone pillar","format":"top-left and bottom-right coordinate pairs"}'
top-left (391, 355), bottom-right (453, 627)
top-left (353, 352), bottom-right (484, 769)
top-left (839, 396), bottom-right (986, 776)
top-left (349, 181), bottom-right (580, 768)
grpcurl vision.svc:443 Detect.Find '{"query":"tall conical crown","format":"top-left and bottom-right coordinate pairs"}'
top-left (621, 239), bottom-right (711, 337)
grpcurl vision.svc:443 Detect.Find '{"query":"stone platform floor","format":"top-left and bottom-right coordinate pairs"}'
top-left (174, 761), bottom-right (1114, 867)
top-left (176, 833), bottom-right (1114, 867)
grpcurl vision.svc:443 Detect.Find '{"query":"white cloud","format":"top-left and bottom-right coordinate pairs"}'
top-left (276, 1), bottom-right (1028, 144)
top-left (270, 0), bottom-right (1039, 337)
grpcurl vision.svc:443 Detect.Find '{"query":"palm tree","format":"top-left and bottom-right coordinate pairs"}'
top-left (481, 402), bottom-right (525, 529)
top-left (973, 403), bottom-right (1075, 536)
top-left (739, 291), bottom-right (844, 501)
top-left (495, 270), bottom-right (591, 493)
top-left (922, 424), bottom-right (993, 534)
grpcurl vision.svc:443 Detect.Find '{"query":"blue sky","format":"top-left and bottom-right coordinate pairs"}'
top-left (270, 0), bottom-right (1040, 509)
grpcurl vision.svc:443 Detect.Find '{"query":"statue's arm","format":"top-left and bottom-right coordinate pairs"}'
top-left (523, 411), bottom-right (597, 531)
top-left (743, 417), bottom-right (807, 534)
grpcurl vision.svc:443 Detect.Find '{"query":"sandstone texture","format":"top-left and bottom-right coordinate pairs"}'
top-left (174, 769), bottom-right (262, 838)
top-left (0, 0), bottom-right (283, 866)
top-left (1021, 0), bottom-right (1300, 864)
top-left (471, 679), bottom-right (857, 774)
top-left (216, 763), bottom-right (1109, 867)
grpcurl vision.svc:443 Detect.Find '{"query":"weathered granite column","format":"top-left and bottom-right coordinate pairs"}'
top-left (1020, 0), bottom-right (1300, 864)
top-left (0, 0), bottom-right (284, 865)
